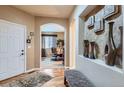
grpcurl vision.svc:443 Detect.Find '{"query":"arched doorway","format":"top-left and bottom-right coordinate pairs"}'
top-left (40, 23), bottom-right (66, 68)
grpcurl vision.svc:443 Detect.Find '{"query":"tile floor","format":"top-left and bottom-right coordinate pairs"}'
top-left (41, 68), bottom-right (65, 87)
top-left (41, 57), bottom-right (64, 69)
top-left (40, 57), bottom-right (65, 87)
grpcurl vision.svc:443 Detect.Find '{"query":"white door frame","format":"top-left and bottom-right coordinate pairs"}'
top-left (69, 19), bottom-right (76, 68)
top-left (24, 25), bottom-right (27, 72)
top-left (0, 19), bottom-right (27, 75)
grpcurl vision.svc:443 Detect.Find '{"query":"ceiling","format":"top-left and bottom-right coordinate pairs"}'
top-left (41, 23), bottom-right (65, 32)
top-left (13, 5), bottom-right (75, 18)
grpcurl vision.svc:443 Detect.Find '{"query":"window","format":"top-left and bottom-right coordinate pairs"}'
top-left (42, 35), bottom-right (57, 49)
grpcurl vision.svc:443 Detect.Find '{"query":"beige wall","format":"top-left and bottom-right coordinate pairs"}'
top-left (35, 17), bottom-right (69, 67)
top-left (56, 32), bottom-right (64, 40)
top-left (0, 6), bottom-right (35, 70)
top-left (0, 6), bottom-right (70, 71)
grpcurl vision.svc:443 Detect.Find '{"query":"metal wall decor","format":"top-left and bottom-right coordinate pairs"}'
top-left (87, 16), bottom-right (95, 29)
top-left (104, 5), bottom-right (119, 20)
top-left (94, 42), bottom-right (99, 59)
top-left (90, 42), bottom-right (96, 59)
top-left (89, 42), bottom-right (99, 59)
top-left (83, 40), bottom-right (90, 58)
top-left (105, 21), bottom-right (116, 66)
top-left (94, 18), bottom-right (105, 35)
top-left (83, 40), bottom-right (99, 59)
top-left (115, 26), bottom-right (123, 68)
top-left (83, 5), bottom-right (122, 68)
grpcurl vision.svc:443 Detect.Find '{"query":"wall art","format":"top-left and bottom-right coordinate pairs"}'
top-left (87, 16), bottom-right (95, 29)
top-left (94, 18), bottom-right (105, 35)
top-left (104, 5), bottom-right (119, 20)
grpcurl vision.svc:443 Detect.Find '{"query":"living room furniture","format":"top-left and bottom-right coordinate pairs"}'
top-left (51, 47), bottom-right (64, 62)
top-left (64, 69), bottom-right (94, 87)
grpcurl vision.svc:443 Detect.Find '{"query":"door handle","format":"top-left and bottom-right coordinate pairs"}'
top-left (21, 50), bottom-right (24, 52)
top-left (20, 53), bottom-right (24, 56)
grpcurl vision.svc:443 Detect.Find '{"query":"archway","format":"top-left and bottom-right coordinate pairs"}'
top-left (40, 23), bottom-right (66, 68)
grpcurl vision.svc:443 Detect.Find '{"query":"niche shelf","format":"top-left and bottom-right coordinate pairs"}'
top-left (79, 55), bottom-right (123, 74)
top-left (78, 5), bottom-right (123, 73)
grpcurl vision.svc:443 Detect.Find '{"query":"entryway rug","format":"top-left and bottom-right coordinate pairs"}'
top-left (0, 71), bottom-right (52, 87)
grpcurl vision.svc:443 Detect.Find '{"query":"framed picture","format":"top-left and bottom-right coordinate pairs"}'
top-left (87, 16), bottom-right (95, 29)
top-left (104, 5), bottom-right (119, 19)
top-left (94, 18), bottom-right (104, 35)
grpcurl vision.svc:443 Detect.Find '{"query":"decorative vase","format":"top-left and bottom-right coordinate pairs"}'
top-left (106, 21), bottom-right (116, 66)
top-left (115, 26), bottom-right (123, 68)
top-left (83, 40), bottom-right (89, 58)
top-left (90, 42), bottom-right (95, 59)
top-left (94, 42), bottom-right (99, 59)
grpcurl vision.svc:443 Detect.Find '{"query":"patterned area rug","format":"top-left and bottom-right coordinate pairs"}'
top-left (0, 71), bottom-right (52, 87)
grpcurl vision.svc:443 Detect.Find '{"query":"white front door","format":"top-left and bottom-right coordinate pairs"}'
top-left (0, 19), bottom-right (26, 81)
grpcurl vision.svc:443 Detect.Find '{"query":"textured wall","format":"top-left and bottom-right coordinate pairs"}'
top-left (84, 6), bottom-right (123, 61)
top-left (70, 5), bottom-right (124, 86)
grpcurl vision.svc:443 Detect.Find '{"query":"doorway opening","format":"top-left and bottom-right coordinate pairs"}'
top-left (40, 23), bottom-right (65, 69)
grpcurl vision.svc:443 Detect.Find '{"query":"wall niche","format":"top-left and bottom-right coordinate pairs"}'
top-left (80, 5), bottom-right (123, 69)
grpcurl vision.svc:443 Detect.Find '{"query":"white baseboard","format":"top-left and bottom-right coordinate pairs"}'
top-left (64, 66), bottom-right (75, 69)
top-left (25, 68), bottom-right (40, 73)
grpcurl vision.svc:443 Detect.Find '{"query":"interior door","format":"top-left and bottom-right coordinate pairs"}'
top-left (0, 19), bottom-right (26, 81)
